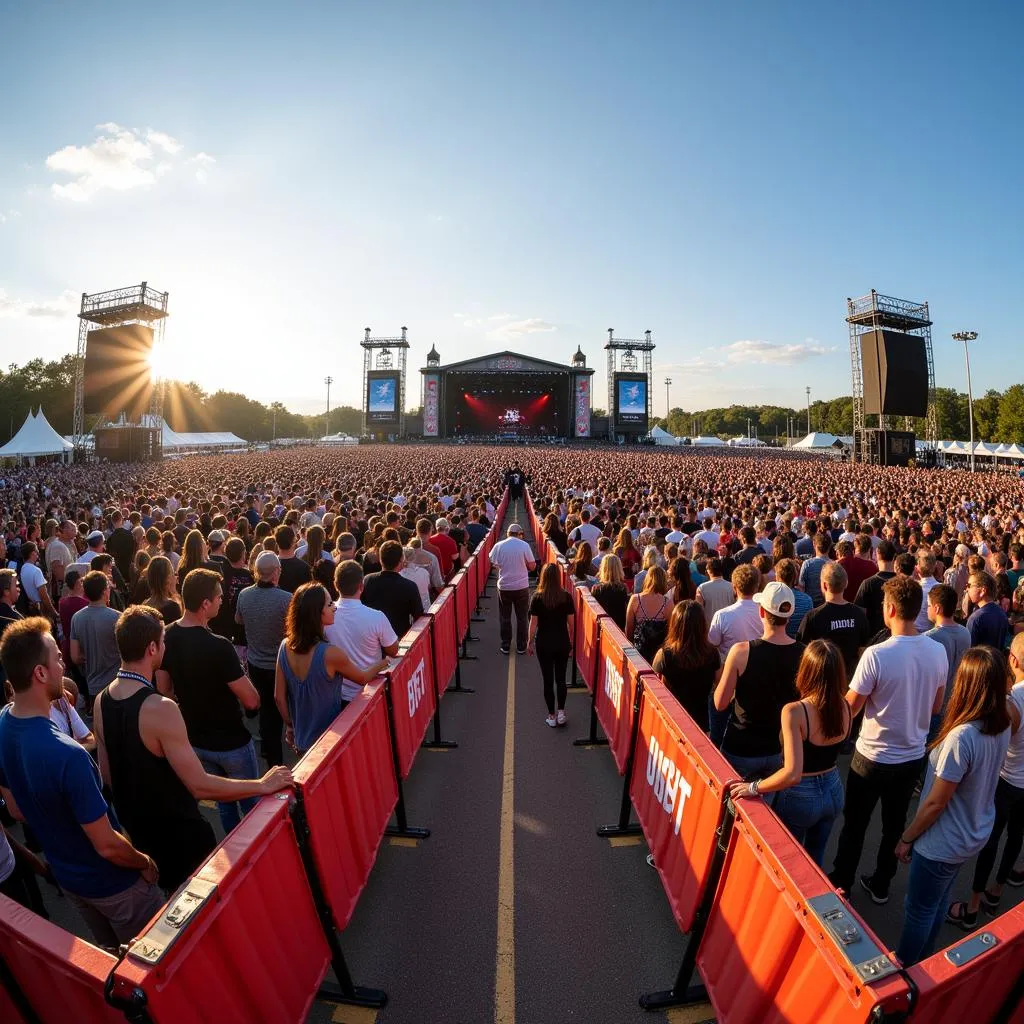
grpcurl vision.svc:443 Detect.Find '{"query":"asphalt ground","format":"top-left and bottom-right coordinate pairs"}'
top-left (10, 497), bottom-right (1024, 1023)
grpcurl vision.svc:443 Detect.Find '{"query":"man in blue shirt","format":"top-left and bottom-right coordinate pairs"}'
top-left (0, 617), bottom-right (163, 949)
top-left (966, 571), bottom-right (1010, 651)
top-left (798, 533), bottom-right (832, 607)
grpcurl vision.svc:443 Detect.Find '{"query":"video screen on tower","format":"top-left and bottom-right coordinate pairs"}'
top-left (83, 325), bottom-right (155, 420)
top-left (366, 371), bottom-right (400, 426)
top-left (614, 373), bottom-right (648, 431)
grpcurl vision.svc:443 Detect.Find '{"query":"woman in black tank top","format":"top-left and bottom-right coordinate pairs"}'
top-left (729, 640), bottom-right (850, 867)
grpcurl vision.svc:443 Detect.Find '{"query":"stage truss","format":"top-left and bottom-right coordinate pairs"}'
top-left (72, 282), bottom-right (169, 449)
top-left (605, 328), bottom-right (654, 438)
top-left (361, 326), bottom-right (410, 436)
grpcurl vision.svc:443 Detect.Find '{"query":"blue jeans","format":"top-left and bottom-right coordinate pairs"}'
top-left (707, 696), bottom-right (730, 748)
top-left (773, 768), bottom-right (845, 867)
top-left (725, 750), bottom-right (783, 806)
top-left (896, 851), bottom-right (962, 966)
top-left (192, 739), bottom-right (260, 833)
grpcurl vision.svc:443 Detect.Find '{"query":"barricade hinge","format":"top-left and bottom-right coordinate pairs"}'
top-left (944, 931), bottom-right (998, 967)
top-left (127, 878), bottom-right (218, 965)
top-left (807, 893), bottom-right (899, 984)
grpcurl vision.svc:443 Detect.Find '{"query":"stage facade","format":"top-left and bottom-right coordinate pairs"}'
top-left (420, 347), bottom-right (594, 440)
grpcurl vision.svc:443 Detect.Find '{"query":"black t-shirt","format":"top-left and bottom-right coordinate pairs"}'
top-left (361, 570), bottom-right (423, 639)
top-left (161, 622), bottom-right (249, 751)
top-left (211, 565), bottom-right (256, 643)
top-left (651, 646), bottom-right (718, 731)
top-left (797, 601), bottom-right (870, 676)
top-left (591, 582), bottom-right (628, 631)
top-left (528, 591), bottom-right (574, 648)
top-left (278, 556), bottom-right (313, 594)
top-left (854, 570), bottom-right (896, 636)
top-left (724, 638), bottom-right (804, 757)
top-left (734, 546), bottom-right (761, 566)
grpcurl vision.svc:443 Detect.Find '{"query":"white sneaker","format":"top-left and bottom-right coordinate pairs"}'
top-left (545, 714), bottom-right (557, 728)
top-left (556, 710), bottom-right (567, 727)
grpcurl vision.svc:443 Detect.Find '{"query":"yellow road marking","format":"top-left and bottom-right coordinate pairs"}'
top-left (387, 836), bottom-right (420, 848)
top-left (330, 1005), bottom-right (379, 1024)
top-left (494, 647), bottom-right (517, 1024)
top-left (607, 835), bottom-right (644, 848)
top-left (666, 1004), bottom-right (716, 1023)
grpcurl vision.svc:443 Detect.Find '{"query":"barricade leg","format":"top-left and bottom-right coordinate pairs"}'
top-left (597, 679), bottom-right (645, 838)
top-left (573, 683), bottom-right (609, 747)
top-left (423, 645), bottom-right (458, 751)
top-left (383, 680), bottom-right (431, 840)
top-left (289, 790), bottom-right (388, 1010)
top-left (449, 605), bottom-right (476, 691)
top-left (639, 795), bottom-right (737, 1012)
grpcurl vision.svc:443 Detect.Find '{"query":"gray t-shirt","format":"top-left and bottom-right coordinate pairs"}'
top-left (915, 720), bottom-right (1011, 864)
top-left (69, 603), bottom-right (121, 695)
top-left (925, 623), bottom-right (971, 694)
top-left (235, 583), bottom-right (292, 670)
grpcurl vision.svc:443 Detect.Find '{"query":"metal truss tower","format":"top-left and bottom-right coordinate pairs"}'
top-left (846, 290), bottom-right (937, 460)
top-left (604, 328), bottom-right (655, 439)
top-left (361, 326), bottom-right (410, 436)
top-left (73, 282), bottom-right (169, 447)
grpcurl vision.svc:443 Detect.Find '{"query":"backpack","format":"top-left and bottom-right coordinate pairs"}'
top-left (632, 598), bottom-right (669, 662)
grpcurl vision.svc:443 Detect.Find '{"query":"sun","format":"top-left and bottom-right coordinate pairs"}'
top-left (148, 343), bottom-right (172, 380)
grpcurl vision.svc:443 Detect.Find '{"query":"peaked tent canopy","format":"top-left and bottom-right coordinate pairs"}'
top-left (792, 432), bottom-right (840, 450)
top-left (0, 409), bottom-right (74, 458)
top-left (692, 435), bottom-right (726, 446)
top-left (650, 425), bottom-right (678, 446)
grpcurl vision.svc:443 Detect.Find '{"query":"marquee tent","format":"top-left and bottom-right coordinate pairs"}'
top-left (650, 425), bottom-right (679, 446)
top-left (692, 435), bottom-right (726, 446)
top-left (791, 432), bottom-right (842, 450)
top-left (0, 409), bottom-right (74, 461)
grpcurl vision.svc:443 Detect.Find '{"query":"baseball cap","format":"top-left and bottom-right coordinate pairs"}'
top-left (207, 529), bottom-right (226, 546)
top-left (254, 551), bottom-right (281, 575)
top-left (753, 582), bottom-right (795, 619)
top-left (87, 530), bottom-right (104, 545)
top-left (508, 523), bottom-right (524, 536)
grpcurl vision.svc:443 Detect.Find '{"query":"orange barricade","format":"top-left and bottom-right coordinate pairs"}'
top-left (0, 895), bottom-right (121, 1023)
top-left (906, 900), bottom-right (1024, 1022)
top-left (629, 679), bottom-right (733, 934)
top-left (109, 795), bottom-right (332, 1022)
top-left (573, 588), bottom-right (607, 693)
top-left (292, 681), bottom-right (398, 933)
top-left (387, 619), bottom-right (436, 780)
top-left (428, 587), bottom-right (459, 696)
top-left (592, 620), bottom-right (637, 774)
top-left (695, 797), bottom-right (912, 1023)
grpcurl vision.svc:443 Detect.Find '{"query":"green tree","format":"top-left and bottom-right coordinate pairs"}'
top-left (996, 384), bottom-right (1024, 443)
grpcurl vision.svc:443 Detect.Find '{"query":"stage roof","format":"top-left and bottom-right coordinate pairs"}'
top-left (422, 350), bottom-right (593, 375)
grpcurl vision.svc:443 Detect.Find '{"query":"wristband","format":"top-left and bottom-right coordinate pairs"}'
top-left (748, 779), bottom-right (760, 797)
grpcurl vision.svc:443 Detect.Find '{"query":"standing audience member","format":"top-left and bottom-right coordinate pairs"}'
top-left (527, 563), bottom-right (575, 728)
top-left (797, 562), bottom-right (870, 678)
top-left (695, 557), bottom-right (734, 622)
top-left (798, 533), bottom-right (832, 607)
top-left (854, 540), bottom-right (898, 637)
top-left (489, 524), bottom-right (537, 656)
top-left (924, 584), bottom-right (971, 739)
top-left (590, 554), bottom-right (629, 632)
top-left (776, 559), bottom-right (813, 639)
top-left (361, 540), bottom-right (423, 640)
top-left (653, 600), bottom-right (721, 732)
top-left (895, 647), bottom-right (1011, 963)
top-left (966, 572), bottom-right (1010, 650)
top-left (275, 525), bottom-right (312, 594)
top-left (70, 572), bottom-right (121, 715)
top-left (626, 566), bottom-right (674, 664)
top-left (829, 576), bottom-right (948, 903)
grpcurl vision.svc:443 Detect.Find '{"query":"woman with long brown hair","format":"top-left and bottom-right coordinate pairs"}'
top-left (591, 554), bottom-right (629, 632)
top-left (527, 562), bottom-right (575, 728)
top-left (894, 646), bottom-right (1011, 964)
top-left (728, 639), bottom-right (849, 866)
top-left (614, 527), bottom-right (642, 581)
top-left (569, 542), bottom-right (596, 586)
top-left (625, 565), bottom-right (674, 663)
top-left (667, 556), bottom-right (696, 605)
top-left (144, 555), bottom-right (182, 624)
top-left (652, 600), bottom-right (720, 731)
top-left (542, 513), bottom-right (568, 557)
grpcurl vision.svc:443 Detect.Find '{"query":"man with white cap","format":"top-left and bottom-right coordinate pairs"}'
top-left (713, 581), bottom-right (805, 786)
top-left (489, 523), bottom-right (536, 655)
top-left (69, 532), bottom-right (107, 577)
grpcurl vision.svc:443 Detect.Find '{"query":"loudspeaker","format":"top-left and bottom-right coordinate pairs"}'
top-left (84, 325), bottom-right (154, 419)
top-left (857, 428), bottom-right (915, 467)
top-left (859, 330), bottom-right (928, 418)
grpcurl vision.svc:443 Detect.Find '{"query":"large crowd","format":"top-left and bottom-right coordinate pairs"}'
top-left (0, 444), bottom-right (1022, 967)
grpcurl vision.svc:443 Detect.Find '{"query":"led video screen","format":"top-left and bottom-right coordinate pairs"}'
top-left (366, 371), bottom-right (400, 425)
top-left (614, 373), bottom-right (648, 431)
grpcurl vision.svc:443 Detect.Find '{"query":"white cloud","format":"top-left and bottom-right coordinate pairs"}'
top-left (659, 358), bottom-right (724, 376)
top-left (44, 123), bottom-right (210, 201)
top-left (488, 317), bottom-right (557, 340)
top-left (187, 152), bottom-right (216, 183)
top-left (0, 289), bottom-right (77, 319)
top-left (722, 339), bottom-right (832, 365)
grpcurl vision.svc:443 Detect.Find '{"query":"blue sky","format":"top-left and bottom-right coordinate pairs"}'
top-left (1, 2), bottom-right (1020, 415)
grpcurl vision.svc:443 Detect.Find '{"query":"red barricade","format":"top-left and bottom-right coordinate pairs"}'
top-left (542, 538), bottom-right (559, 566)
top-left (428, 587), bottom-right (459, 696)
top-left (592, 620), bottom-right (636, 773)
top-left (388, 619), bottom-right (436, 779)
top-left (558, 557), bottom-right (571, 594)
top-left (0, 895), bottom-right (121, 1023)
top-left (573, 587), bottom-right (607, 692)
top-left (451, 567), bottom-right (469, 643)
top-left (628, 679), bottom-right (734, 933)
top-left (475, 541), bottom-right (489, 595)
top-left (292, 681), bottom-right (398, 932)
top-left (110, 795), bottom-right (330, 1022)
top-left (696, 797), bottom-right (911, 1022)
top-left (907, 900), bottom-right (1024, 1021)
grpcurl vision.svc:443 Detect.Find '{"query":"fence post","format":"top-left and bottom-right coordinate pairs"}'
top-left (597, 677), bottom-right (645, 838)
top-left (288, 789), bottom-right (388, 1009)
top-left (639, 793), bottom-right (737, 1012)
top-left (382, 677), bottom-right (431, 840)
top-left (449, 590), bottom-right (476, 692)
top-left (574, 618), bottom-right (609, 747)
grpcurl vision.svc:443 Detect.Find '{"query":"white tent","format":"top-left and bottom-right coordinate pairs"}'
top-left (692, 435), bottom-right (726, 446)
top-left (728, 436), bottom-right (767, 447)
top-left (792, 432), bottom-right (840, 450)
top-left (319, 433), bottom-right (359, 446)
top-left (139, 415), bottom-right (246, 451)
top-left (650, 425), bottom-right (678, 446)
top-left (0, 409), bottom-right (74, 461)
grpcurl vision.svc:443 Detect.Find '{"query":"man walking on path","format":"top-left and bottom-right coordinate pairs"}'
top-left (489, 523), bottom-right (536, 655)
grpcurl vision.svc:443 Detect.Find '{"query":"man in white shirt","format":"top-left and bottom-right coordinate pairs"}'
top-left (404, 537), bottom-right (444, 596)
top-left (45, 520), bottom-right (77, 601)
top-left (401, 549), bottom-right (431, 611)
top-left (489, 523), bottom-right (536, 655)
top-left (325, 562), bottom-right (399, 705)
top-left (18, 544), bottom-right (56, 621)
top-left (829, 574), bottom-right (947, 904)
top-left (69, 531), bottom-right (106, 576)
top-left (694, 518), bottom-right (720, 552)
top-left (568, 509), bottom-right (602, 549)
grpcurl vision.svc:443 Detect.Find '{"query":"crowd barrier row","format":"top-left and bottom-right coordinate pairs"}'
top-left (0, 493), bottom-right (510, 1022)
top-left (523, 490), bottom-right (1024, 1023)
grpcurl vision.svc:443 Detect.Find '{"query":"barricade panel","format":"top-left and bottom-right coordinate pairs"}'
top-left (592, 621), bottom-right (635, 773)
top-left (558, 557), bottom-right (572, 594)
top-left (293, 681), bottom-right (398, 932)
top-left (542, 539), bottom-right (559, 566)
top-left (0, 895), bottom-right (121, 1023)
top-left (573, 587), bottom-right (606, 693)
top-left (697, 799), bottom-right (911, 1023)
top-left (451, 568), bottom-right (469, 642)
top-left (110, 796), bottom-right (330, 1023)
top-left (462, 554), bottom-right (479, 607)
top-left (428, 588), bottom-right (459, 696)
top-left (388, 619), bottom-right (436, 779)
top-left (475, 543), bottom-right (489, 595)
top-left (628, 679), bottom-right (733, 933)
top-left (907, 900), bottom-right (1024, 1022)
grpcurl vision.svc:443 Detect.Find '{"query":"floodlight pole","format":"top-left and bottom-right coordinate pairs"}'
top-left (952, 332), bottom-right (978, 473)
top-left (325, 376), bottom-right (333, 439)
top-left (664, 377), bottom-right (672, 422)
top-left (805, 386), bottom-right (811, 436)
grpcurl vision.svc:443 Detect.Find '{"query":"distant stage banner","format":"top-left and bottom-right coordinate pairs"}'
top-left (574, 377), bottom-right (590, 438)
top-left (424, 375), bottom-right (439, 437)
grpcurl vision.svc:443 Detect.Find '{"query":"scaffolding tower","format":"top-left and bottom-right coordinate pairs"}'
top-left (604, 328), bottom-right (654, 439)
top-left (846, 290), bottom-right (937, 460)
top-left (73, 282), bottom-right (169, 447)
top-left (361, 326), bottom-right (410, 436)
